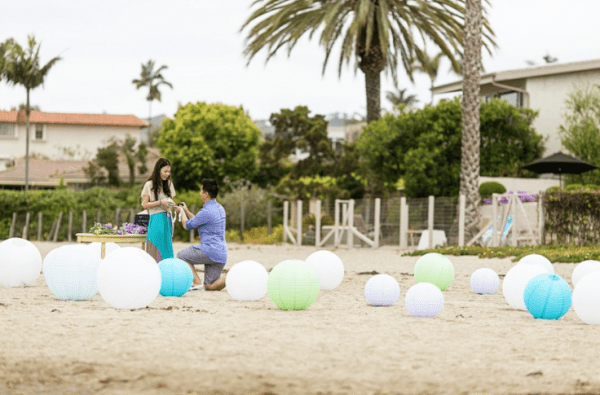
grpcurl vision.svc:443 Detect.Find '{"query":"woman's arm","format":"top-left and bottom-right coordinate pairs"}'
top-left (141, 195), bottom-right (168, 210)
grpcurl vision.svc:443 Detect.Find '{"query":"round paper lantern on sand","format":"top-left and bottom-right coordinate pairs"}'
top-left (158, 258), bottom-right (193, 297)
top-left (97, 247), bottom-right (161, 309)
top-left (470, 268), bottom-right (500, 295)
top-left (572, 260), bottom-right (600, 287)
top-left (405, 282), bottom-right (444, 318)
top-left (364, 274), bottom-right (400, 306)
top-left (226, 260), bottom-right (268, 301)
top-left (267, 259), bottom-right (320, 310)
top-left (43, 244), bottom-right (102, 300)
top-left (517, 254), bottom-right (554, 274)
top-left (88, 242), bottom-right (120, 258)
top-left (523, 274), bottom-right (572, 320)
top-left (573, 271), bottom-right (600, 325)
top-left (305, 250), bottom-right (345, 291)
top-left (502, 264), bottom-right (548, 310)
top-left (0, 238), bottom-right (42, 287)
top-left (414, 253), bottom-right (454, 290)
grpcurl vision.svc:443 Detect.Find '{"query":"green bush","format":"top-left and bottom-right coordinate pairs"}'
top-left (564, 183), bottom-right (584, 191)
top-left (479, 181), bottom-right (507, 198)
top-left (301, 213), bottom-right (334, 231)
top-left (546, 186), bottom-right (561, 193)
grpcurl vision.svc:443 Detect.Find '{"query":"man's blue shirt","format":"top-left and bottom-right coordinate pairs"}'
top-left (185, 200), bottom-right (228, 264)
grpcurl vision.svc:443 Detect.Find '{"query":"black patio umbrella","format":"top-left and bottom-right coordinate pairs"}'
top-left (522, 151), bottom-right (599, 188)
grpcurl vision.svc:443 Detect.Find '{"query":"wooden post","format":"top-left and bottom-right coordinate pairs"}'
top-left (115, 208), bottom-right (121, 227)
top-left (97, 209), bottom-right (101, 224)
top-left (458, 195), bottom-right (466, 246)
top-left (129, 208), bottom-right (134, 222)
top-left (374, 198), bottom-right (381, 248)
top-left (315, 199), bottom-right (321, 247)
top-left (267, 200), bottom-right (272, 236)
top-left (347, 199), bottom-right (355, 248)
top-left (400, 197), bottom-right (408, 249)
top-left (240, 200), bottom-right (245, 242)
top-left (283, 201), bottom-right (289, 244)
top-left (53, 212), bottom-right (63, 242)
top-left (334, 199), bottom-right (340, 246)
top-left (492, 194), bottom-right (499, 247)
top-left (189, 204), bottom-right (196, 242)
top-left (538, 191), bottom-right (544, 245)
top-left (68, 210), bottom-right (73, 242)
top-left (296, 200), bottom-right (302, 246)
top-left (9, 212), bottom-right (16, 238)
top-left (511, 195), bottom-right (517, 247)
top-left (22, 212), bottom-right (31, 240)
top-left (37, 212), bottom-right (43, 241)
top-left (82, 210), bottom-right (87, 233)
top-left (47, 219), bottom-right (57, 241)
top-left (428, 195), bottom-right (434, 250)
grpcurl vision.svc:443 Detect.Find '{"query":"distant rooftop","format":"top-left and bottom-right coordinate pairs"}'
top-left (0, 110), bottom-right (148, 127)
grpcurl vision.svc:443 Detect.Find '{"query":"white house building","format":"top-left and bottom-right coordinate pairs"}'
top-left (432, 58), bottom-right (600, 155)
top-left (0, 110), bottom-right (147, 162)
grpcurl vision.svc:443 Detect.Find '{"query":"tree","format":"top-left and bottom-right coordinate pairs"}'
top-left (385, 85), bottom-right (419, 112)
top-left (526, 53), bottom-right (558, 66)
top-left (120, 135), bottom-right (147, 186)
top-left (460, 0), bottom-right (483, 239)
top-left (132, 60), bottom-right (173, 138)
top-left (413, 47), bottom-right (443, 104)
top-left (241, 0), bottom-right (496, 125)
top-left (356, 97), bottom-right (545, 197)
top-left (2, 36), bottom-right (61, 190)
top-left (558, 84), bottom-right (600, 185)
top-left (156, 102), bottom-right (262, 191)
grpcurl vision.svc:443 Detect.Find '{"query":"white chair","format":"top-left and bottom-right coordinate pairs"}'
top-left (417, 230), bottom-right (447, 250)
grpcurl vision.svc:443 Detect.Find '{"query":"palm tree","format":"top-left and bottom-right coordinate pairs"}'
top-left (2, 36), bottom-right (61, 191)
top-left (385, 85), bottom-right (418, 111)
top-left (132, 60), bottom-right (173, 137)
top-left (413, 47), bottom-right (443, 104)
top-left (460, 0), bottom-right (483, 240)
top-left (241, 0), bottom-right (496, 125)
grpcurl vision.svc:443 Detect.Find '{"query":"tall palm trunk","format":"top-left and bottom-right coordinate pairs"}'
top-left (460, 0), bottom-right (483, 239)
top-left (364, 67), bottom-right (381, 124)
top-left (25, 88), bottom-right (31, 191)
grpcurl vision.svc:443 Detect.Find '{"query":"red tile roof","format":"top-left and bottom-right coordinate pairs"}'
top-left (0, 110), bottom-right (148, 127)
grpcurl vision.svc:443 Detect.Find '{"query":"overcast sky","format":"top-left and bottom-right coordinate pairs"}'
top-left (1, 1), bottom-right (599, 122)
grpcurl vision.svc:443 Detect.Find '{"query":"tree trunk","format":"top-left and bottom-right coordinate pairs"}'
top-left (25, 88), bottom-right (31, 191)
top-left (460, 0), bottom-right (483, 240)
top-left (364, 67), bottom-right (381, 125)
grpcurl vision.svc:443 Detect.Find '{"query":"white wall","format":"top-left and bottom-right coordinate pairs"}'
top-left (0, 123), bottom-right (142, 160)
top-left (526, 69), bottom-right (600, 156)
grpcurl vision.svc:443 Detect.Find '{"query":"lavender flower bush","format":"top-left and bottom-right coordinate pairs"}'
top-left (483, 190), bottom-right (536, 205)
top-left (89, 222), bottom-right (147, 235)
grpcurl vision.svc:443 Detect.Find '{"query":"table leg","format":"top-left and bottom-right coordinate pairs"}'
top-left (101, 242), bottom-right (106, 259)
top-left (141, 241), bottom-right (146, 252)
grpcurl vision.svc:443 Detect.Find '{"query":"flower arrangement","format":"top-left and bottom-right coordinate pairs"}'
top-left (483, 190), bottom-right (536, 205)
top-left (89, 222), bottom-right (147, 235)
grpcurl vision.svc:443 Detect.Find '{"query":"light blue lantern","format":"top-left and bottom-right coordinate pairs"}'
top-left (524, 273), bottom-right (572, 320)
top-left (158, 258), bottom-right (194, 297)
top-left (43, 244), bottom-right (102, 300)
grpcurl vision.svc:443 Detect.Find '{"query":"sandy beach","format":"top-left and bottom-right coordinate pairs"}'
top-left (1, 241), bottom-right (599, 395)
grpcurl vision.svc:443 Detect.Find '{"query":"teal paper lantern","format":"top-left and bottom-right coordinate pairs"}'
top-left (267, 259), bottom-right (320, 310)
top-left (414, 253), bottom-right (454, 291)
top-left (158, 258), bottom-right (193, 297)
top-left (524, 273), bottom-right (572, 320)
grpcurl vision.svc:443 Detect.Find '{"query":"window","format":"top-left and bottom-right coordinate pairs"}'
top-left (483, 91), bottom-right (523, 108)
top-left (35, 124), bottom-right (44, 140)
top-left (0, 123), bottom-right (15, 137)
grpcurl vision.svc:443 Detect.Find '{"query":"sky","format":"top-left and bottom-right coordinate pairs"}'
top-left (1, 0), bottom-right (600, 122)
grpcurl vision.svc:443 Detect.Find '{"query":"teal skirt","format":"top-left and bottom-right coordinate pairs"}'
top-left (146, 212), bottom-right (174, 263)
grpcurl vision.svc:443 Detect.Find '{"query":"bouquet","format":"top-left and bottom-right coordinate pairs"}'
top-left (89, 222), bottom-right (147, 235)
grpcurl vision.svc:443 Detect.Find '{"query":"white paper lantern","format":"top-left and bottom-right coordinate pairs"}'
top-left (0, 238), bottom-right (42, 287)
top-left (470, 268), bottom-right (500, 294)
top-left (405, 282), bottom-right (444, 318)
top-left (97, 247), bottom-right (161, 309)
top-left (517, 254), bottom-right (554, 274)
top-left (572, 260), bottom-right (600, 287)
top-left (43, 244), bottom-right (102, 300)
top-left (226, 260), bottom-right (268, 301)
top-left (502, 264), bottom-right (548, 310)
top-left (573, 271), bottom-right (600, 325)
top-left (305, 250), bottom-right (345, 290)
top-left (364, 274), bottom-right (400, 306)
top-left (88, 242), bottom-right (120, 258)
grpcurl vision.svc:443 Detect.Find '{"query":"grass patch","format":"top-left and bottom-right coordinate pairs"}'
top-left (404, 244), bottom-right (600, 263)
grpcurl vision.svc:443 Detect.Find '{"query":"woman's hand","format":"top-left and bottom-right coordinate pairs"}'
top-left (160, 199), bottom-right (168, 207)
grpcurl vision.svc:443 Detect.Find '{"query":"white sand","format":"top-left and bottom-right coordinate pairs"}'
top-left (0, 241), bottom-right (599, 395)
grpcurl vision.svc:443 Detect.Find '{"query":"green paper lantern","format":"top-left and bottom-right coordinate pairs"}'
top-left (414, 253), bottom-right (454, 291)
top-left (267, 259), bottom-right (320, 310)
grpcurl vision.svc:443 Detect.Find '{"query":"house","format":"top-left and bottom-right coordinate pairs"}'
top-left (431, 58), bottom-right (600, 155)
top-left (0, 110), bottom-right (148, 163)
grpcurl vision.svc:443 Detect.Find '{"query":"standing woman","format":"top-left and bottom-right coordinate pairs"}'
top-left (141, 158), bottom-right (176, 262)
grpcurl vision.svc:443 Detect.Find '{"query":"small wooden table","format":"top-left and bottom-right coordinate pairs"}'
top-left (76, 233), bottom-right (147, 258)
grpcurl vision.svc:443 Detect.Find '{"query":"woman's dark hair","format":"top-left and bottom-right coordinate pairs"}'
top-left (201, 179), bottom-right (219, 199)
top-left (144, 158), bottom-right (173, 201)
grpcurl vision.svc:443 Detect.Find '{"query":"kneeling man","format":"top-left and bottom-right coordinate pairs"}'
top-left (175, 179), bottom-right (227, 291)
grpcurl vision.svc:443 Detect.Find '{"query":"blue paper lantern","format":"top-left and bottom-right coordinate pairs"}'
top-left (158, 258), bottom-right (193, 297)
top-left (43, 244), bottom-right (102, 300)
top-left (524, 273), bottom-right (572, 320)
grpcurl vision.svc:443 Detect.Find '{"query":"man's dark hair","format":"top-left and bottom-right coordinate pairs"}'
top-left (201, 179), bottom-right (219, 199)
